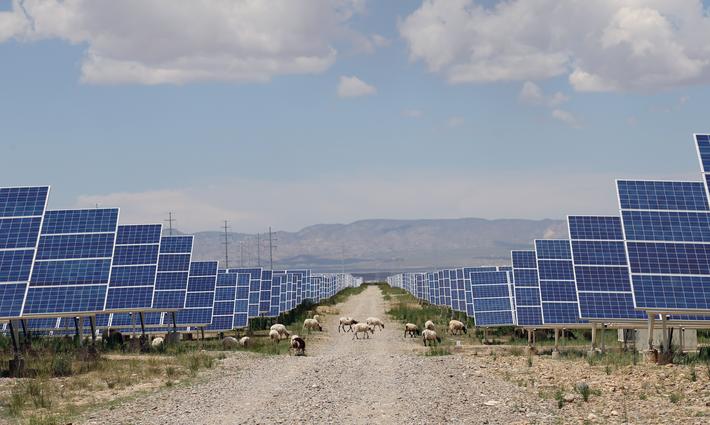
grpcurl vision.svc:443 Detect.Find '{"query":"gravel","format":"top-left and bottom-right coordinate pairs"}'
top-left (82, 286), bottom-right (556, 424)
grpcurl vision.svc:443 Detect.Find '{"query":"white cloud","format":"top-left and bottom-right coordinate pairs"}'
top-left (371, 34), bottom-right (391, 48)
top-left (518, 81), bottom-right (545, 105)
top-left (446, 116), bottom-right (464, 128)
top-left (402, 108), bottom-right (423, 118)
top-left (0, 0), bottom-right (366, 84)
top-left (551, 109), bottom-right (580, 128)
top-left (400, 0), bottom-right (710, 92)
top-left (337, 75), bottom-right (376, 97)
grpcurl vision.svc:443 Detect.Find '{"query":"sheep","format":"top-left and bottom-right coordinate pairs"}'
top-left (351, 323), bottom-right (375, 340)
top-left (338, 317), bottom-right (358, 333)
top-left (270, 323), bottom-right (291, 338)
top-left (290, 335), bottom-right (306, 356)
top-left (424, 320), bottom-right (435, 331)
top-left (269, 329), bottom-right (282, 343)
top-left (303, 318), bottom-right (322, 333)
top-left (239, 336), bottom-right (250, 347)
top-left (448, 320), bottom-right (467, 335)
top-left (422, 329), bottom-right (441, 346)
top-left (222, 336), bottom-right (239, 349)
top-left (151, 337), bottom-right (164, 348)
top-left (366, 317), bottom-right (385, 331)
top-left (404, 323), bottom-right (420, 338)
top-left (313, 314), bottom-right (321, 323)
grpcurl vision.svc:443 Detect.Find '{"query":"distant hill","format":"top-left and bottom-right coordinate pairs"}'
top-left (187, 217), bottom-right (567, 273)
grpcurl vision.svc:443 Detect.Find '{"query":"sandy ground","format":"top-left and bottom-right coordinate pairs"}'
top-left (82, 286), bottom-right (556, 424)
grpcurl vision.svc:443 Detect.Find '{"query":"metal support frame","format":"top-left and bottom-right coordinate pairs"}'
top-left (647, 313), bottom-right (655, 351)
top-left (661, 314), bottom-right (669, 353)
top-left (89, 316), bottom-right (97, 344)
top-left (74, 316), bottom-right (83, 346)
top-left (139, 312), bottom-right (146, 336)
top-left (171, 311), bottom-right (177, 332)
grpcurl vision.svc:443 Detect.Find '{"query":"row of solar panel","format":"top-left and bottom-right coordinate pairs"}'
top-left (0, 185), bottom-right (363, 335)
top-left (388, 134), bottom-right (710, 327)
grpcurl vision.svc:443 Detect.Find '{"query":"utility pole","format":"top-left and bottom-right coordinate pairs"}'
top-left (222, 220), bottom-right (230, 269)
top-left (256, 233), bottom-right (261, 267)
top-left (269, 227), bottom-right (279, 270)
top-left (165, 212), bottom-right (176, 235)
top-left (240, 241), bottom-right (244, 267)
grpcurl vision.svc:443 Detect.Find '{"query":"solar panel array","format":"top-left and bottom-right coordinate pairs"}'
top-left (511, 251), bottom-right (543, 327)
top-left (0, 186), bottom-right (49, 320)
top-left (535, 239), bottom-right (587, 326)
top-left (176, 261), bottom-right (218, 327)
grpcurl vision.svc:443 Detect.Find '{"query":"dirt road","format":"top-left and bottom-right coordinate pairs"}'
top-left (84, 286), bottom-right (555, 424)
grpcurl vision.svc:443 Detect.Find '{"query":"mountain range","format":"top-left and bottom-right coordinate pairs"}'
top-left (186, 217), bottom-right (567, 274)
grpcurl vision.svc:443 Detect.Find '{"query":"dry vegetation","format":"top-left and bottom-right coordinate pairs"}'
top-left (382, 284), bottom-right (710, 424)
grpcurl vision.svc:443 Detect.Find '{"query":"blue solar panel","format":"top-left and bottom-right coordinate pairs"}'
top-left (229, 268), bottom-right (262, 319)
top-left (535, 240), bottom-right (586, 325)
top-left (22, 208), bottom-right (118, 317)
top-left (617, 180), bottom-right (709, 211)
top-left (270, 272), bottom-right (283, 317)
top-left (0, 187), bottom-right (50, 319)
top-left (207, 271), bottom-right (238, 331)
top-left (449, 269), bottom-right (466, 312)
top-left (470, 270), bottom-right (514, 326)
top-left (105, 224), bottom-right (161, 313)
top-left (260, 269), bottom-right (272, 316)
top-left (176, 260), bottom-right (217, 327)
top-left (619, 171), bottom-right (710, 314)
top-left (151, 235), bottom-right (193, 312)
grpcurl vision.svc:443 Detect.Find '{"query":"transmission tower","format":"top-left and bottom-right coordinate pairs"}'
top-left (222, 220), bottom-right (230, 269)
top-left (165, 212), bottom-right (176, 235)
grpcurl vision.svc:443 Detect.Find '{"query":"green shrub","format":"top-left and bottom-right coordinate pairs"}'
top-left (52, 353), bottom-right (73, 377)
top-left (576, 382), bottom-right (591, 402)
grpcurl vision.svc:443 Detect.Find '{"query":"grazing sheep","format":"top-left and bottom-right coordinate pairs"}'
top-left (151, 337), bottom-right (164, 348)
top-left (351, 323), bottom-right (375, 340)
top-left (270, 324), bottom-right (290, 338)
top-left (422, 329), bottom-right (442, 346)
top-left (424, 320), bottom-right (435, 331)
top-left (338, 317), bottom-right (358, 333)
top-left (239, 336), bottom-right (250, 347)
top-left (269, 329), bottom-right (282, 343)
top-left (222, 336), bottom-right (239, 349)
top-left (366, 317), bottom-right (385, 331)
top-left (313, 314), bottom-right (321, 323)
top-left (448, 320), bottom-right (467, 335)
top-left (303, 318), bottom-right (322, 333)
top-left (404, 323), bottom-right (420, 338)
top-left (290, 335), bottom-right (306, 356)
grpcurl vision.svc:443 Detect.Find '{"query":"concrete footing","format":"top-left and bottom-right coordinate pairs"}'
top-left (551, 350), bottom-right (560, 359)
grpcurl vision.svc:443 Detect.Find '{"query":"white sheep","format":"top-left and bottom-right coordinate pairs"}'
top-left (151, 337), bottom-right (164, 348)
top-left (351, 322), bottom-right (375, 340)
top-left (338, 317), bottom-right (358, 333)
top-left (422, 329), bottom-right (441, 346)
top-left (313, 314), bottom-right (321, 323)
top-left (448, 320), bottom-right (467, 335)
top-left (303, 318), bottom-right (322, 333)
top-left (424, 320), bottom-right (435, 331)
top-left (404, 323), bottom-right (420, 338)
top-left (366, 317), bottom-right (385, 331)
top-left (222, 336), bottom-right (239, 349)
top-left (239, 336), bottom-right (250, 347)
top-left (270, 323), bottom-right (291, 338)
top-left (269, 329), bottom-right (282, 343)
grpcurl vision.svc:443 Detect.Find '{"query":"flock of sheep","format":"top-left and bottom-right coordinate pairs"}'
top-left (228, 315), bottom-right (469, 356)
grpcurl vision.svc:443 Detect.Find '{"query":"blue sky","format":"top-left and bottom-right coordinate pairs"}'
top-left (2, 0), bottom-right (710, 232)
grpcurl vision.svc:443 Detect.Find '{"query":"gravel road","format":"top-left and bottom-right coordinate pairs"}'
top-left (84, 286), bottom-right (556, 424)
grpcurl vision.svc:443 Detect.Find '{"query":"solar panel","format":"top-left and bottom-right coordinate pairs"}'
top-left (228, 268), bottom-right (262, 319)
top-left (470, 270), bottom-right (515, 326)
top-left (534, 239), bottom-right (587, 325)
top-left (511, 250), bottom-right (543, 327)
top-left (259, 270), bottom-right (272, 316)
top-left (105, 224), bottom-right (162, 313)
top-left (176, 261), bottom-right (218, 327)
top-left (144, 235), bottom-right (193, 326)
top-left (568, 216), bottom-right (646, 322)
top-left (0, 186), bottom-right (50, 320)
top-left (270, 272), bottom-right (283, 317)
top-left (450, 269), bottom-right (466, 312)
top-left (618, 172), bottom-right (710, 314)
top-left (22, 208), bottom-right (119, 317)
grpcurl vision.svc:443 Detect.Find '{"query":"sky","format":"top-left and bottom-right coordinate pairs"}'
top-left (2, 0), bottom-right (710, 233)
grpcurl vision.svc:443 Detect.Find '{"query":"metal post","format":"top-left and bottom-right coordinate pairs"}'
top-left (554, 328), bottom-right (560, 353)
top-left (661, 315), bottom-right (669, 353)
top-left (679, 328), bottom-right (685, 354)
top-left (20, 319), bottom-right (29, 342)
top-left (89, 316), bottom-right (97, 344)
top-left (600, 325), bottom-right (606, 354)
top-left (139, 312), bottom-right (146, 336)
top-left (8, 320), bottom-right (20, 354)
top-left (590, 324), bottom-right (597, 350)
top-left (223, 220), bottom-right (230, 269)
top-left (647, 313), bottom-right (655, 351)
top-left (74, 317), bottom-right (83, 346)
top-left (172, 311), bottom-right (177, 331)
